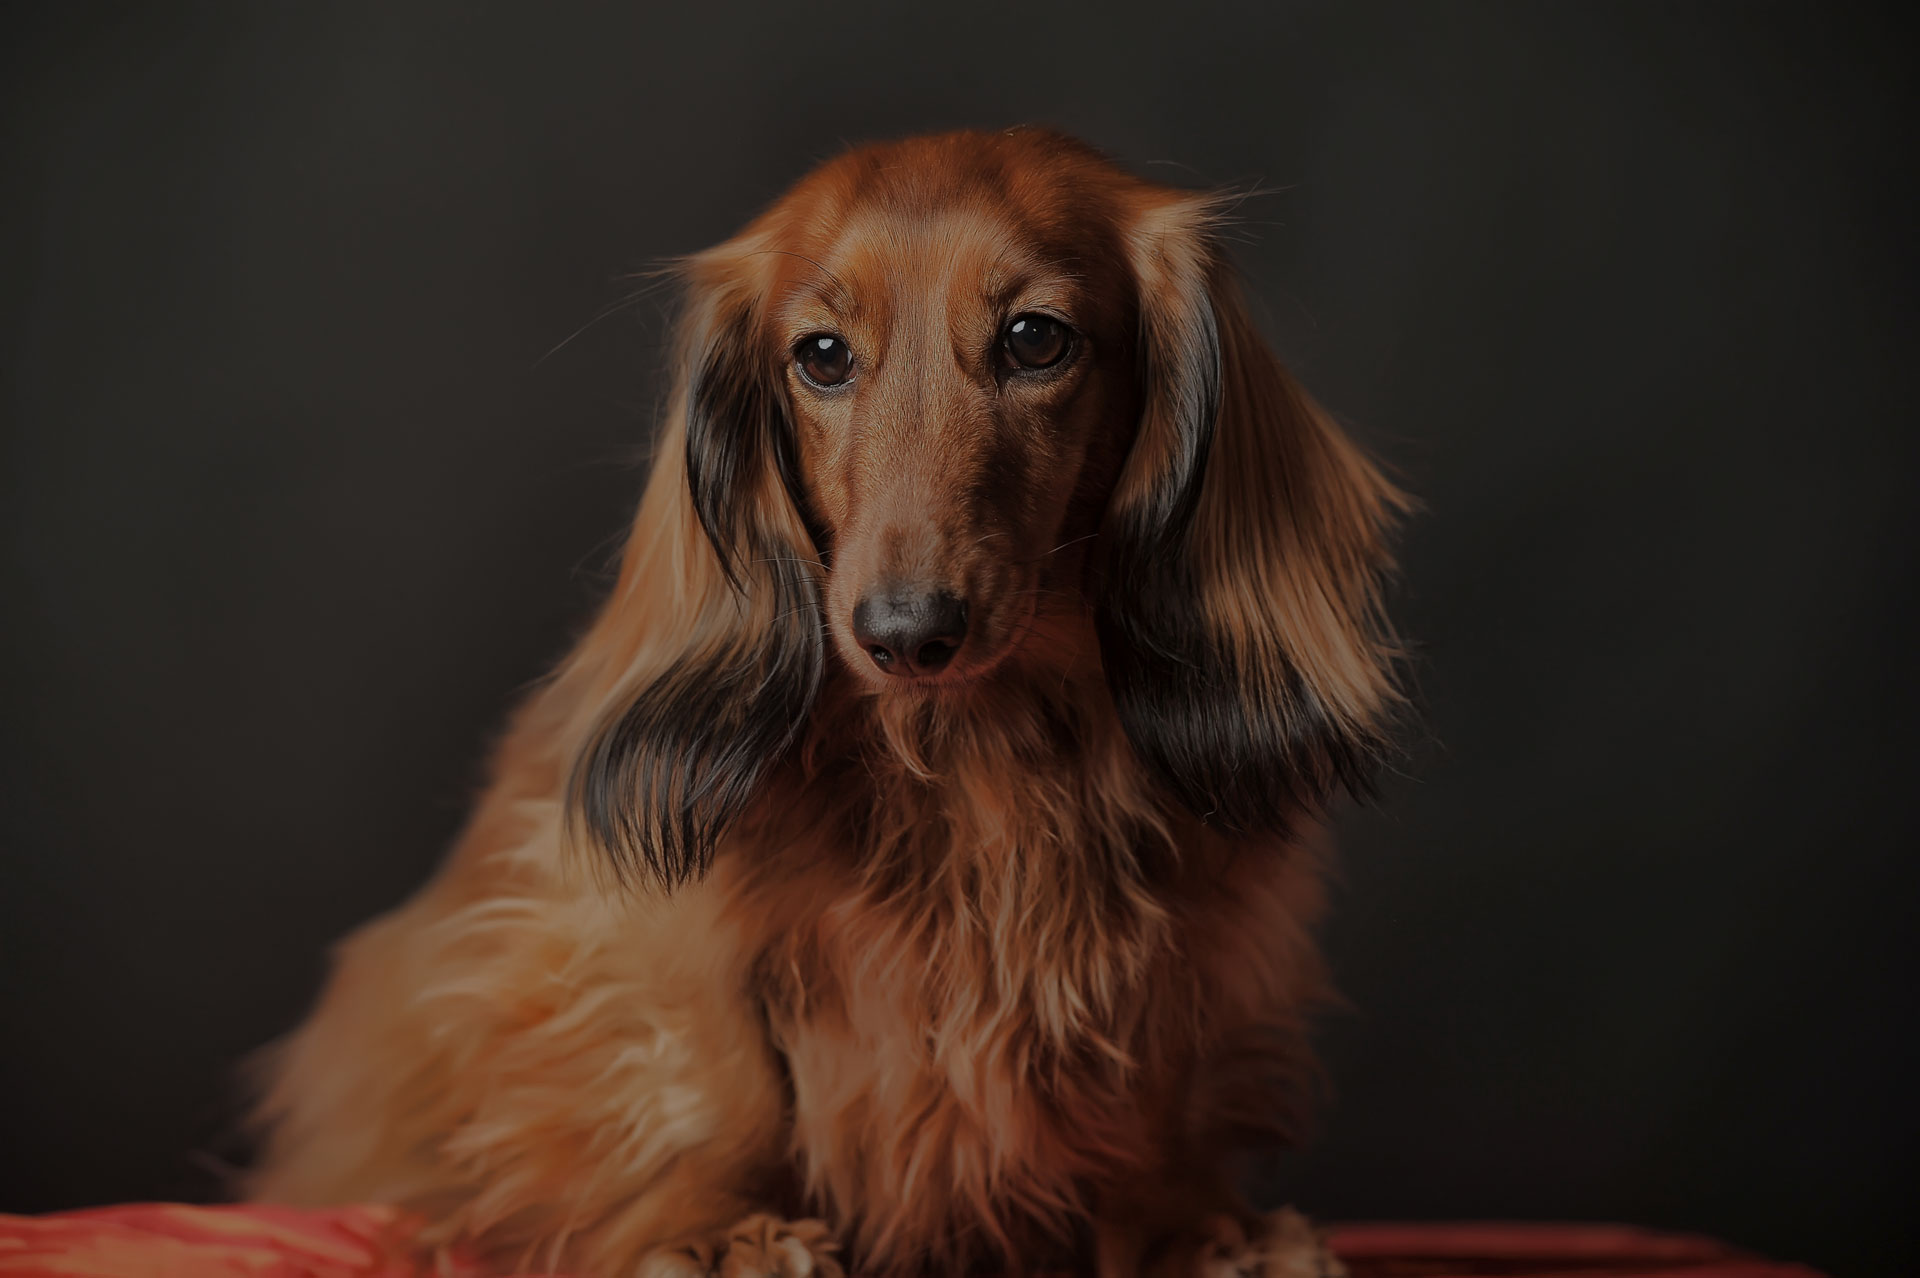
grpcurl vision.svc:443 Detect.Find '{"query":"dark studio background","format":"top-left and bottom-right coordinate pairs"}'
top-left (3, 3), bottom-right (1915, 1275)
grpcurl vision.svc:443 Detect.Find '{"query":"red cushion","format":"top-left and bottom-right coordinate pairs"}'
top-left (0, 1204), bottom-right (1825, 1277)
top-left (1325, 1221), bottom-right (1824, 1277)
top-left (0, 1204), bottom-right (474, 1277)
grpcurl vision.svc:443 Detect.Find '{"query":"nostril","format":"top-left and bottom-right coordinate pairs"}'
top-left (914, 638), bottom-right (958, 670)
top-left (868, 645), bottom-right (895, 668)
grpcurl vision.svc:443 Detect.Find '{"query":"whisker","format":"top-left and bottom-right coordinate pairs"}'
top-left (1043, 531), bottom-right (1100, 557)
top-left (534, 275), bottom-right (677, 367)
top-left (766, 604), bottom-right (830, 628)
top-left (1004, 531), bottom-right (1101, 566)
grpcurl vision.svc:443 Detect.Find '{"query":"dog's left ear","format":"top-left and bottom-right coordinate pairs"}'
top-left (1099, 192), bottom-right (1408, 836)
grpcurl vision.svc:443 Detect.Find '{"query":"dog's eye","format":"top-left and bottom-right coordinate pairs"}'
top-left (795, 334), bottom-right (853, 387)
top-left (1001, 314), bottom-right (1070, 371)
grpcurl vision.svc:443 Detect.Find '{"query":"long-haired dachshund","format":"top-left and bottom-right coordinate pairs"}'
top-left (248, 128), bottom-right (1405, 1277)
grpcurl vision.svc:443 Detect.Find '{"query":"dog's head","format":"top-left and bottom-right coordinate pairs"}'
top-left (570, 129), bottom-right (1405, 888)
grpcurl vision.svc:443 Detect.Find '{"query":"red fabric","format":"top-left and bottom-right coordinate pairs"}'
top-left (0, 1204), bottom-right (481, 1278)
top-left (1324, 1221), bottom-right (1824, 1278)
top-left (0, 1204), bottom-right (1826, 1278)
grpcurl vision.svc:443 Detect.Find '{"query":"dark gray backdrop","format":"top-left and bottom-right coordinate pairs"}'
top-left (3, 4), bottom-right (1914, 1275)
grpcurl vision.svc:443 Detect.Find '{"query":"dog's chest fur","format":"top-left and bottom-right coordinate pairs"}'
top-left (761, 876), bottom-right (1182, 1268)
top-left (738, 685), bottom-right (1256, 1266)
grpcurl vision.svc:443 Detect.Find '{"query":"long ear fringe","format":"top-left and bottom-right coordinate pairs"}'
top-left (562, 247), bottom-right (825, 891)
top-left (567, 553), bottom-right (821, 891)
top-left (1100, 199), bottom-right (1408, 836)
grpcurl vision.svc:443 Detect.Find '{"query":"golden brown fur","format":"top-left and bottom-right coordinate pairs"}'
top-left (248, 129), bottom-right (1406, 1277)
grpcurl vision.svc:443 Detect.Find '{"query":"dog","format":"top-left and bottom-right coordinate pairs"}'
top-left (247, 127), bottom-right (1405, 1277)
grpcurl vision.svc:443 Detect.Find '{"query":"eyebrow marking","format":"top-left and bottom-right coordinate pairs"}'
top-left (750, 248), bottom-right (857, 316)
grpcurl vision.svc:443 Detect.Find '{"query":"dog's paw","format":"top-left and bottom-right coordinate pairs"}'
top-left (1193, 1207), bottom-right (1345, 1278)
top-left (638, 1214), bottom-right (844, 1278)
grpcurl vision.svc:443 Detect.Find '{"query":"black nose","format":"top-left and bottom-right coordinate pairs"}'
top-left (852, 585), bottom-right (969, 676)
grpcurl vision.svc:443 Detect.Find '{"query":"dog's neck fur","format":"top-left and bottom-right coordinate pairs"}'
top-left (748, 636), bottom-right (1205, 1038)
top-left (805, 614), bottom-right (1178, 864)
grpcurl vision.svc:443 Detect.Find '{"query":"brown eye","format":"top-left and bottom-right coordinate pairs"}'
top-left (795, 334), bottom-right (852, 387)
top-left (1001, 313), bottom-right (1070, 370)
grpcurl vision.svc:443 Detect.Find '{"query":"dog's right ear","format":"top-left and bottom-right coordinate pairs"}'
top-left (562, 237), bottom-right (825, 892)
